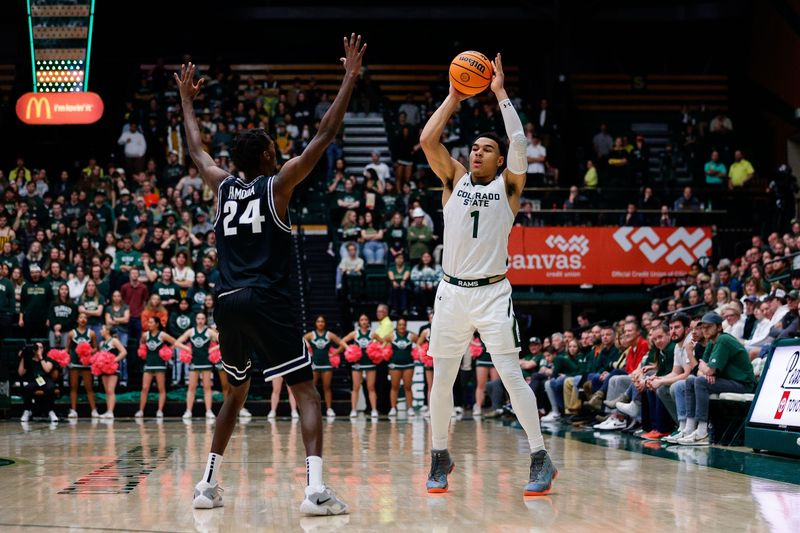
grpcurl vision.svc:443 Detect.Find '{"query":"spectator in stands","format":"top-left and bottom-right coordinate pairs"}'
top-left (17, 342), bottom-right (58, 423)
top-left (709, 111), bottom-right (733, 135)
top-left (364, 151), bottom-right (391, 189)
top-left (407, 207), bottom-right (433, 263)
top-left (388, 253), bottom-right (411, 315)
top-left (399, 95), bottom-right (421, 126)
top-left (721, 302), bottom-right (746, 340)
top-left (392, 126), bottom-right (417, 189)
top-left (728, 150), bottom-right (755, 189)
top-left (337, 209), bottom-right (362, 258)
top-left (337, 242), bottom-right (364, 291)
top-left (592, 123), bottom-right (613, 160)
top-left (515, 198), bottom-right (541, 227)
top-left (607, 137), bottom-right (630, 185)
top-left (78, 280), bottom-right (104, 340)
top-left (118, 121), bottom-right (147, 173)
top-left (141, 294), bottom-right (169, 333)
top-left (172, 250), bottom-right (195, 294)
top-left (619, 203), bottom-right (644, 227)
top-left (187, 271), bottom-right (211, 313)
top-left (526, 132), bottom-right (547, 186)
top-left (385, 212), bottom-right (407, 260)
top-left (630, 135), bottom-right (650, 185)
top-left (704, 150), bottom-right (726, 187)
top-left (770, 289), bottom-right (799, 340)
top-left (655, 315), bottom-right (699, 443)
top-left (360, 211), bottom-right (385, 265)
top-left (657, 205), bottom-right (676, 227)
top-left (337, 178), bottom-right (362, 211)
top-left (718, 265), bottom-right (742, 297)
top-left (48, 283), bottom-right (77, 349)
top-left (540, 339), bottom-right (580, 422)
top-left (19, 264), bottom-right (51, 339)
top-left (677, 312), bottom-right (756, 445)
top-left (583, 160), bottom-right (598, 190)
top-left (714, 287), bottom-right (732, 314)
top-left (673, 186), bottom-right (701, 212)
top-left (121, 268), bottom-right (148, 351)
top-left (410, 251), bottom-right (442, 315)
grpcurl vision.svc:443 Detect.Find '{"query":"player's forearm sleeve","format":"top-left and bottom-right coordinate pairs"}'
top-left (499, 99), bottom-right (527, 174)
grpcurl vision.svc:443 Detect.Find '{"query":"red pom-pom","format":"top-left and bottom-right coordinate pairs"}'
top-left (328, 346), bottom-right (338, 356)
top-left (382, 343), bottom-right (393, 362)
top-left (137, 344), bottom-right (147, 360)
top-left (344, 344), bottom-right (362, 363)
top-left (469, 339), bottom-right (484, 358)
top-left (329, 354), bottom-right (341, 368)
top-left (91, 351), bottom-right (118, 376)
top-left (366, 342), bottom-right (384, 364)
top-left (179, 349), bottom-right (193, 364)
top-left (208, 349), bottom-right (221, 364)
top-left (158, 345), bottom-right (173, 362)
top-left (76, 342), bottom-right (93, 366)
top-left (413, 342), bottom-right (433, 367)
top-left (421, 353), bottom-right (434, 367)
top-left (48, 348), bottom-right (70, 368)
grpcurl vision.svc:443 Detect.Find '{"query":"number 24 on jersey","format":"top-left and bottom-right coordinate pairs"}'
top-left (222, 199), bottom-right (266, 236)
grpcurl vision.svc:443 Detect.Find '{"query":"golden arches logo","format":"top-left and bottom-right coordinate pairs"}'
top-left (25, 96), bottom-right (51, 120)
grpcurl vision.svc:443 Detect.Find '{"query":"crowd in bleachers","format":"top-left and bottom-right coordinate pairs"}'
top-left (2, 60), bottom-right (799, 439)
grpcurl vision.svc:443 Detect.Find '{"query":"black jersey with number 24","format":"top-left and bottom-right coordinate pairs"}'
top-left (214, 175), bottom-right (292, 295)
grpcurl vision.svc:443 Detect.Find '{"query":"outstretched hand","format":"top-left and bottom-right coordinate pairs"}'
top-left (340, 33), bottom-right (367, 77)
top-left (174, 62), bottom-right (204, 102)
top-left (448, 84), bottom-right (471, 103)
top-left (490, 53), bottom-right (505, 95)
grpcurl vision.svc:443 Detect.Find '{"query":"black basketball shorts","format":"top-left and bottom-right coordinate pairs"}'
top-left (214, 286), bottom-right (312, 386)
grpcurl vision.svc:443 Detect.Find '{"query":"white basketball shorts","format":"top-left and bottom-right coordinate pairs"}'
top-left (429, 278), bottom-right (522, 358)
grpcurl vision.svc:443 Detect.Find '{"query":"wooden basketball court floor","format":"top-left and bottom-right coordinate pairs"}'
top-left (0, 415), bottom-right (798, 532)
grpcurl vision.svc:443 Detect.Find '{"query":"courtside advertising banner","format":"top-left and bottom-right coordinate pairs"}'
top-left (749, 345), bottom-right (800, 428)
top-left (507, 226), bottom-right (712, 285)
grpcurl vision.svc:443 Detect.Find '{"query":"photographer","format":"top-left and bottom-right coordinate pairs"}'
top-left (18, 342), bottom-right (59, 423)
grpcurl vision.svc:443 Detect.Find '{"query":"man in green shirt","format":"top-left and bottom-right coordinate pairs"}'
top-left (678, 312), bottom-right (756, 446)
top-left (541, 350), bottom-right (578, 422)
top-left (115, 236), bottom-right (142, 273)
top-left (703, 150), bottom-right (726, 186)
top-left (520, 337), bottom-right (543, 381)
top-left (407, 208), bottom-right (433, 262)
top-left (728, 150), bottom-right (755, 188)
top-left (19, 265), bottom-right (53, 339)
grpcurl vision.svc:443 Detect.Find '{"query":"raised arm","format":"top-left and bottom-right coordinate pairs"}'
top-left (419, 88), bottom-right (469, 196)
top-left (175, 63), bottom-right (228, 190)
top-left (273, 34), bottom-right (366, 210)
top-left (492, 53), bottom-right (526, 214)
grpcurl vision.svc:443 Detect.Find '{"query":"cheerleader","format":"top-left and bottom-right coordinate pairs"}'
top-left (96, 324), bottom-right (127, 419)
top-left (135, 316), bottom-right (191, 418)
top-left (386, 318), bottom-right (417, 417)
top-left (417, 327), bottom-right (434, 414)
top-left (341, 314), bottom-right (379, 418)
top-left (175, 312), bottom-right (219, 420)
top-left (303, 315), bottom-right (347, 417)
top-left (268, 376), bottom-right (298, 420)
top-left (67, 312), bottom-right (99, 418)
top-left (472, 332), bottom-right (498, 417)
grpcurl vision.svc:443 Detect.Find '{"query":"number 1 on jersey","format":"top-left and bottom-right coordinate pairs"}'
top-left (222, 199), bottom-right (266, 236)
top-left (470, 210), bottom-right (479, 238)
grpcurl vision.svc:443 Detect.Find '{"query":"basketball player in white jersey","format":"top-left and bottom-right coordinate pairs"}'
top-left (419, 53), bottom-right (557, 496)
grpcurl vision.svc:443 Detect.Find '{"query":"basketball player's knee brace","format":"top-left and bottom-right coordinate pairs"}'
top-left (499, 99), bottom-right (527, 175)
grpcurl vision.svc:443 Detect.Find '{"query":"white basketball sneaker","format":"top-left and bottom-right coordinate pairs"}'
top-left (299, 485), bottom-right (349, 516)
top-left (192, 480), bottom-right (224, 509)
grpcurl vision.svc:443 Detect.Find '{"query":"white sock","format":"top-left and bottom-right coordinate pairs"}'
top-left (695, 421), bottom-right (708, 437)
top-left (684, 418), bottom-right (697, 434)
top-left (203, 453), bottom-right (222, 484)
top-left (306, 456), bottom-right (323, 489)
top-left (493, 353), bottom-right (546, 453)
top-left (678, 420), bottom-right (685, 432)
top-left (430, 356), bottom-right (461, 450)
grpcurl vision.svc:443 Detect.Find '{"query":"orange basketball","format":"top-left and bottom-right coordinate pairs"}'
top-left (449, 51), bottom-right (493, 96)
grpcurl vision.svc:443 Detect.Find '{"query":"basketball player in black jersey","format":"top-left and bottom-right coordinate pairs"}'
top-left (177, 34), bottom-right (366, 515)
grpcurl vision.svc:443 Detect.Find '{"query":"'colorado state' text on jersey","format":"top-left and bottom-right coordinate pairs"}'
top-left (442, 173), bottom-right (514, 279)
top-left (214, 175), bottom-right (292, 295)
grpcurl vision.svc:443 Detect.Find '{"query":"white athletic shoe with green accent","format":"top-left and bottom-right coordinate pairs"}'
top-left (299, 485), bottom-right (349, 516)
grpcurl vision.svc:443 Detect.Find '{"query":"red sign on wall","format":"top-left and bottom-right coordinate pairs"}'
top-left (507, 226), bottom-right (713, 285)
top-left (16, 92), bottom-right (104, 125)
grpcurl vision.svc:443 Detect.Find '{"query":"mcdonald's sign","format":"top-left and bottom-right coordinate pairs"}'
top-left (16, 92), bottom-right (104, 125)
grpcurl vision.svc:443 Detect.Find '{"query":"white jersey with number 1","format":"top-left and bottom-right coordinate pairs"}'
top-left (442, 172), bottom-right (514, 279)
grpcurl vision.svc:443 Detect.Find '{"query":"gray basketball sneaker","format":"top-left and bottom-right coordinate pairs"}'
top-left (300, 485), bottom-right (349, 515)
top-left (192, 480), bottom-right (224, 509)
